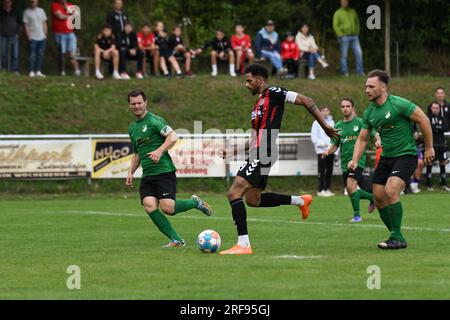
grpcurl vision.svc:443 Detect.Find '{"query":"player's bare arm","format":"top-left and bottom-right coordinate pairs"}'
top-left (349, 128), bottom-right (370, 170)
top-left (126, 153), bottom-right (141, 188)
top-left (294, 93), bottom-right (340, 140)
top-left (322, 144), bottom-right (338, 158)
top-left (374, 132), bottom-right (382, 148)
top-left (410, 106), bottom-right (435, 164)
top-left (148, 131), bottom-right (178, 163)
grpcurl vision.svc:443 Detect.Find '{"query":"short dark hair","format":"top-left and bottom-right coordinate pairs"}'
top-left (128, 89), bottom-right (147, 103)
top-left (367, 69), bottom-right (390, 85)
top-left (320, 105), bottom-right (330, 111)
top-left (141, 22), bottom-right (150, 28)
top-left (436, 87), bottom-right (445, 92)
top-left (341, 97), bottom-right (355, 107)
top-left (103, 24), bottom-right (112, 30)
top-left (245, 64), bottom-right (269, 80)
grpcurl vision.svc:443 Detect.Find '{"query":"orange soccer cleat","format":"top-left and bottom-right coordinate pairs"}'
top-left (219, 244), bottom-right (253, 255)
top-left (299, 194), bottom-right (313, 220)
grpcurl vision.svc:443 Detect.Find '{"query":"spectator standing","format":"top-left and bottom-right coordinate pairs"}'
top-left (23, 0), bottom-right (47, 78)
top-left (295, 23), bottom-right (328, 80)
top-left (409, 125), bottom-right (425, 194)
top-left (427, 87), bottom-right (450, 129)
top-left (118, 22), bottom-right (143, 79)
top-left (137, 23), bottom-right (159, 76)
top-left (280, 32), bottom-right (300, 78)
top-left (230, 23), bottom-right (253, 75)
top-left (154, 21), bottom-right (183, 78)
top-left (311, 106), bottom-right (336, 197)
top-left (51, 0), bottom-right (80, 76)
top-left (200, 28), bottom-right (236, 77)
top-left (426, 102), bottom-right (450, 191)
top-left (255, 20), bottom-right (287, 78)
top-left (106, 0), bottom-right (128, 49)
top-left (333, 0), bottom-right (364, 76)
top-left (169, 25), bottom-right (194, 77)
top-left (94, 24), bottom-right (121, 80)
top-left (0, 0), bottom-right (21, 74)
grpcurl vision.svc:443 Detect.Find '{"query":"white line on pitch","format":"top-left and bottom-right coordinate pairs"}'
top-left (273, 255), bottom-right (326, 260)
top-left (65, 210), bottom-right (450, 234)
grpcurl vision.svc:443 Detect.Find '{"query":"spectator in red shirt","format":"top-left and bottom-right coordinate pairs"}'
top-left (94, 24), bottom-right (121, 80)
top-left (51, 0), bottom-right (80, 76)
top-left (281, 32), bottom-right (300, 78)
top-left (137, 22), bottom-right (159, 76)
top-left (231, 23), bottom-right (254, 75)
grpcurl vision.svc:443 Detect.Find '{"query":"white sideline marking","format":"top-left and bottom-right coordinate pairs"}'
top-left (66, 210), bottom-right (450, 234)
top-left (274, 255), bottom-right (326, 260)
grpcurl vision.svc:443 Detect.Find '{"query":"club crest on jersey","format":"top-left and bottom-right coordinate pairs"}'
top-left (142, 125), bottom-right (148, 132)
top-left (385, 111), bottom-right (391, 119)
top-left (353, 125), bottom-right (359, 131)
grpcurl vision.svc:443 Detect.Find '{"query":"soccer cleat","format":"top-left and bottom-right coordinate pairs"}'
top-left (162, 239), bottom-right (186, 248)
top-left (324, 189), bottom-right (335, 196)
top-left (443, 186), bottom-right (450, 192)
top-left (349, 216), bottom-right (363, 223)
top-left (298, 194), bottom-right (313, 220)
top-left (377, 238), bottom-right (407, 250)
top-left (219, 244), bottom-right (253, 255)
top-left (191, 195), bottom-right (213, 216)
top-left (368, 201), bottom-right (376, 213)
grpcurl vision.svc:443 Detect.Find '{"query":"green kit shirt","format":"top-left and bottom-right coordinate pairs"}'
top-left (362, 95), bottom-right (417, 158)
top-left (332, 117), bottom-right (367, 172)
top-left (128, 112), bottom-right (176, 177)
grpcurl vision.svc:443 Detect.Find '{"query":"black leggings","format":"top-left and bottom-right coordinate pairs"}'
top-left (317, 154), bottom-right (335, 191)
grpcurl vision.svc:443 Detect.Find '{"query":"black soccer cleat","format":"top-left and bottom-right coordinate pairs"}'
top-left (377, 238), bottom-right (407, 250)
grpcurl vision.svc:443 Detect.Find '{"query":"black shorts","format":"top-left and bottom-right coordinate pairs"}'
top-left (435, 146), bottom-right (448, 162)
top-left (237, 158), bottom-right (271, 190)
top-left (342, 166), bottom-right (364, 187)
top-left (139, 171), bottom-right (177, 203)
top-left (372, 155), bottom-right (418, 186)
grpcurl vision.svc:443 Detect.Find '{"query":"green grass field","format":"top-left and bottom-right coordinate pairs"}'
top-left (1, 192), bottom-right (449, 300)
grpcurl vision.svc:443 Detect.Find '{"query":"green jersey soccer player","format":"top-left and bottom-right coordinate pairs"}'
top-left (126, 89), bottom-right (213, 247)
top-left (323, 98), bottom-right (380, 223)
top-left (349, 70), bottom-right (435, 250)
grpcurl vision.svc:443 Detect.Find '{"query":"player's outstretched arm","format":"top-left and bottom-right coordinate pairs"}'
top-left (410, 107), bottom-right (435, 165)
top-left (349, 128), bottom-right (370, 170)
top-left (294, 93), bottom-right (340, 140)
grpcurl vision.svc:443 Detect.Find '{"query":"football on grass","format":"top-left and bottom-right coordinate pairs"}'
top-left (196, 230), bottom-right (221, 253)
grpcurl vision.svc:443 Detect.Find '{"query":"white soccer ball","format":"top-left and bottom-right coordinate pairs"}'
top-left (196, 229), bottom-right (221, 253)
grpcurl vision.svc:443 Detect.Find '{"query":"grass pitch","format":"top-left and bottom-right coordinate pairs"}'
top-left (1, 193), bottom-right (449, 299)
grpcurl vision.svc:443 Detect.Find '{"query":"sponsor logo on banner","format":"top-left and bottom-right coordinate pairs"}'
top-left (0, 140), bottom-right (90, 179)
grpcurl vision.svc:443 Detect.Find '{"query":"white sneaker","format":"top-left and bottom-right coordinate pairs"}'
top-left (211, 70), bottom-right (217, 77)
top-left (308, 74), bottom-right (316, 80)
top-left (74, 69), bottom-right (81, 76)
top-left (136, 72), bottom-right (144, 79)
top-left (29, 71), bottom-right (35, 78)
top-left (427, 187), bottom-right (434, 191)
top-left (443, 186), bottom-right (450, 192)
top-left (321, 62), bottom-right (329, 68)
top-left (230, 71), bottom-right (237, 77)
top-left (95, 70), bottom-right (104, 80)
top-left (120, 72), bottom-right (131, 80)
top-left (35, 71), bottom-right (46, 78)
top-left (410, 183), bottom-right (421, 194)
top-left (113, 71), bottom-right (122, 80)
top-left (317, 190), bottom-right (329, 197)
top-left (344, 188), bottom-right (348, 196)
top-left (324, 189), bottom-right (335, 196)
top-left (61, 71), bottom-right (66, 76)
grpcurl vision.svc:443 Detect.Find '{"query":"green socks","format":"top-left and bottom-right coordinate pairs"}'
top-left (388, 202), bottom-right (405, 241)
top-left (174, 199), bottom-right (198, 215)
top-left (349, 191), bottom-right (361, 217)
top-left (148, 209), bottom-right (182, 241)
top-left (378, 206), bottom-right (392, 231)
top-left (348, 190), bottom-right (374, 217)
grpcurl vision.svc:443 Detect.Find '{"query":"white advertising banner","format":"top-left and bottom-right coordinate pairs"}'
top-left (0, 140), bottom-right (90, 179)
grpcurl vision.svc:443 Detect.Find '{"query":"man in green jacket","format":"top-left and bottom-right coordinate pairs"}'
top-left (333, 0), bottom-right (364, 76)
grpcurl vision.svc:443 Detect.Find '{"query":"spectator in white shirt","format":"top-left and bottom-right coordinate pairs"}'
top-left (23, 0), bottom-right (47, 77)
top-left (295, 23), bottom-right (328, 80)
top-left (311, 106), bottom-right (335, 197)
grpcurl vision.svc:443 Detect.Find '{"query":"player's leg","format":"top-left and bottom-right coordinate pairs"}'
top-left (372, 157), bottom-right (393, 233)
top-left (234, 49), bottom-right (242, 73)
top-left (210, 50), bottom-right (218, 76)
top-left (437, 147), bottom-right (449, 190)
top-left (220, 176), bottom-right (253, 254)
top-left (227, 49), bottom-right (236, 76)
top-left (94, 45), bottom-right (103, 78)
top-left (245, 187), bottom-right (312, 220)
top-left (346, 176), bottom-right (361, 222)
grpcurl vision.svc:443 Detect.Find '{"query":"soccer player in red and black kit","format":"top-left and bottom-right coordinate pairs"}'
top-left (220, 64), bottom-right (340, 255)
